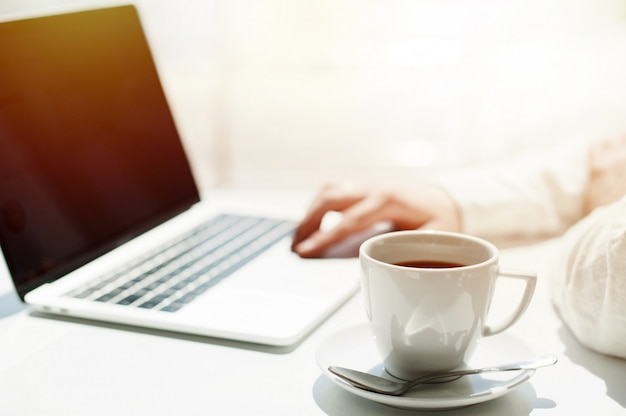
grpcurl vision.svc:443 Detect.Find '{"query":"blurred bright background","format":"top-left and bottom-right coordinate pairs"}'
top-left (3, 0), bottom-right (626, 192)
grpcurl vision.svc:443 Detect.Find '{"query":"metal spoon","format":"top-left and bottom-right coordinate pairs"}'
top-left (329, 354), bottom-right (557, 396)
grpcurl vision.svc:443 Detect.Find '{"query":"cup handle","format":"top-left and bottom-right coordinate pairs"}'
top-left (483, 269), bottom-right (537, 337)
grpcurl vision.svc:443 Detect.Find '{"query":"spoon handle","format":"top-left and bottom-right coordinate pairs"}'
top-left (330, 354), bottom-right (557, 396)
top-left (411, 354), bottom-right (558, 387)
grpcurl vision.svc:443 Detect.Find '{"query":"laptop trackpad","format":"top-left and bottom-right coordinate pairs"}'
top-left (175, 241), bottom-right (358, 342)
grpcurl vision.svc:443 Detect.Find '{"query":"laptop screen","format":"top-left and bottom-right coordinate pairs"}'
top-left (0, 6), bottom-right (200, 299)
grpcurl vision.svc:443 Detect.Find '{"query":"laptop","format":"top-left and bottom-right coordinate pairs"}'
top-left (0, 5), bottom-right (359, 346)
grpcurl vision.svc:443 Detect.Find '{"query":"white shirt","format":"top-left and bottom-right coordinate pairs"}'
top-left (441, 141), bottom-right (589, 240)
top-left (439, 141), bottom-right (626, 359)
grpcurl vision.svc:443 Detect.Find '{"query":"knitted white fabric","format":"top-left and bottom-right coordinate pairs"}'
top-left (550, 196), bottom-right (626, 358)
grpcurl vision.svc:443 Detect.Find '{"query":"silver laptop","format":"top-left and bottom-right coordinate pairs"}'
top-left (0, 5), bottom-right (358, 346)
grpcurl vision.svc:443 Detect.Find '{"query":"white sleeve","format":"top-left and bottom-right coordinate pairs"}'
top-left (437, 141), bottom-right (590, 240)
top-left (549, 196), bottom-right (626, 359)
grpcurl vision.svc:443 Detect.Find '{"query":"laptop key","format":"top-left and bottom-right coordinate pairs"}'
top-left (160, 303), bottom-right (184, 313)
top-left (138, 301), bottom-right (159, 309)
top-left (117, 294), bottom-right (142, 305)
top-left (95, 293), bottom-right (116, 302)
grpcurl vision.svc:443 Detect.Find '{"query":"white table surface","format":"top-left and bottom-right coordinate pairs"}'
top-left (0, 190), bottom-right (624, 416)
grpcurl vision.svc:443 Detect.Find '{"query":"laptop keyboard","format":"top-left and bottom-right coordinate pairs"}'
top-left (66, 214), bottom-right (295, 313)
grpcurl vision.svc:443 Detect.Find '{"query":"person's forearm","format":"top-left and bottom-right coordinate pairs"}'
top-left (436, 141), bottom-right (589, 240)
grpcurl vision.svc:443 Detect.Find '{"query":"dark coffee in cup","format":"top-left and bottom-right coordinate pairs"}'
top-left (394, 260), bottom-right (466, 269)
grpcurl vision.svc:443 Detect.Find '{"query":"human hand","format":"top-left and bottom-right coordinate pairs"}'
top-left (291, 182), bottom-right (461, 258)
top-left (585, 135), bottom-right (626, 213)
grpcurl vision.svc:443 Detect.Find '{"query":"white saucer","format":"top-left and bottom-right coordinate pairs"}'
top-left (316, 324), bottom-right (537, 410)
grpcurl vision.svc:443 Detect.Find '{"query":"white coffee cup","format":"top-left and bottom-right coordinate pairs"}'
top-left (359, 230), bottom-right (536, 380)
